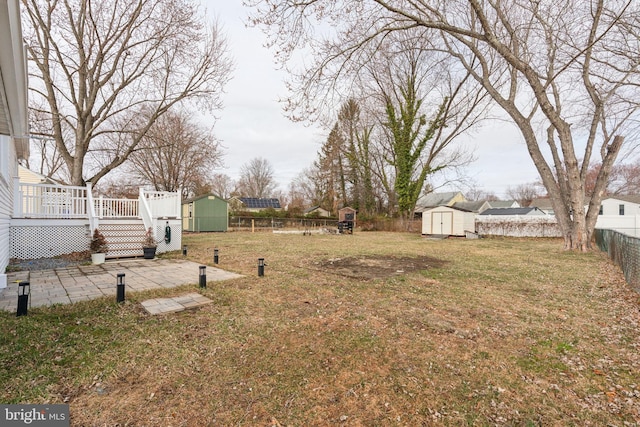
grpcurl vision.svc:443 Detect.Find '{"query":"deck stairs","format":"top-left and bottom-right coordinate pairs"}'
top-left (99, 219), bottom-right (148, 259)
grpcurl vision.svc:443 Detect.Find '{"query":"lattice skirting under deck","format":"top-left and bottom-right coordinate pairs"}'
top-left (11, 224), bottom-right (89, 260)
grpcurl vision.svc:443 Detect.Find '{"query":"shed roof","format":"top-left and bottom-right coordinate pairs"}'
top-left (183, 193), bottom-right (227, 204)
top-left (423, 205), bottom-right (474, 213)
top-left (453, 200), bottom-right (488, 213)
top-left (416, 191), bottom-right (464, 209)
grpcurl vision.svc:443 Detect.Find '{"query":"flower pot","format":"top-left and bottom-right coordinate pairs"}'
top-left (143, 247), bottom-right (156, 259)
top-left (91, 253), bottom-right (106, 265)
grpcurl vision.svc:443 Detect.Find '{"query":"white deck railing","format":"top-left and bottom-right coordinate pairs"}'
top-left (15, 181), bottom-right (180, 230)
top-left (16, 182), bottom-right (89, 218)
top-left (94, 196), bottom-right (139, 218)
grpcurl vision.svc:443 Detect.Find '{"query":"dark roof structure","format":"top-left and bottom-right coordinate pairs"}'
top-left (239, 197), bottom-right (281, 209)
top-left (452, 200), bottom-right (488, 213)
top-left (480, 207), bottom-right (546, 216)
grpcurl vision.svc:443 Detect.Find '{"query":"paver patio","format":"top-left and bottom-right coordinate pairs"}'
top-left (0, 259), bottom-right (242, 312)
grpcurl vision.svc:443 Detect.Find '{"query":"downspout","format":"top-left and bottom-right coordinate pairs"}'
top-left (13, 176), bottom-right (21, 218)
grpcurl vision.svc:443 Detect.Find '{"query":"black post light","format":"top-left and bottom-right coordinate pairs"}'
top-left (199, 265), bottom-right (207, 288)
top-left (116, 273), bottom-right (125, 303)
top-left (258, 258), bottom-right (266, 277)
top-left (182, 245), bottom-right (188, 256)
top-left (16, 281), bottom-right (30, 317)
top-left (214, 248), bottom-right (219, 265)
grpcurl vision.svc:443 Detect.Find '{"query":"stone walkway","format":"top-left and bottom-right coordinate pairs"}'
top-left (141, 293), bottom-right (213, 315)
top-left (0, 259), bottom-right (243, 312)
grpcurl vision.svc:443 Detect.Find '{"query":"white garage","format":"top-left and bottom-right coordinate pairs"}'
top-left (421, 206), bottom-right (475, 237)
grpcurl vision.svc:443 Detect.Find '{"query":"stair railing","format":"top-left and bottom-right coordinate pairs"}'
top-left (86, 182), bottom-right (98, 232)
top-left (139, 187), bottom-right (154, 233)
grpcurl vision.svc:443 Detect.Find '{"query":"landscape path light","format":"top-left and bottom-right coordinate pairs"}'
top-left (199, 265), bottom-right (207, 289)
top-left (117, 273), bottom-right (125, 303)
top-left (17, 281), bottom-right (30, 317)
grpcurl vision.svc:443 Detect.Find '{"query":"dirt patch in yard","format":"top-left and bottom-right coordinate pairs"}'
top-left (311, 255), bottom-right (447, 280)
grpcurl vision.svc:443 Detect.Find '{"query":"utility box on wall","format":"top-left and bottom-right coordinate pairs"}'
top-left (182, 194), bottom-right (228, 232)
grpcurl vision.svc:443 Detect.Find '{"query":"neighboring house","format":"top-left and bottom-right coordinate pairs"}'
top-left (18, 165), bottom-right (61, 185)
top-left (594, 196), bottom-right (640, 236)
top-left (415, 191), bottom-right (466, 213)
top-left (304, 205), bottom-right (331, 218)
top-left (487, 200), bottom-right (520, 209)
top-left (480, 207), bottom-right (547, 216)
top-left (452, 200), bottom-right (491, 214)
top-left (182, 194), bottom-right (228, 232)
top-left (529, 198), bottom-right (554, 215)
top-left (0, 0), bottom-right (29, 288)
top-left (598, 196), bottom-right (640, 216)
top-left (229, 197), bottom-right (282, 213)
top-left (422, 205), bottom-right (475, 236)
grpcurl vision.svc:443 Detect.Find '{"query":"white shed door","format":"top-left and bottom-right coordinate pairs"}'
top-left (432, 212), bottom-right (453, 235)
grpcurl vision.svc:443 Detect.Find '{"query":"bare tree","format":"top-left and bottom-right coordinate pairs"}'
top-left (209, 173), bottom-right (235, 199)
top-left (25, 107), bottom-right (67, 180)
top-left (126, 109), bottom-right (222, 198)
top-left (23, 0), bottom-right (233, 186)
top-left (506, 183), bottom-right (544, 207)
top-left (610, 163), bottom-right (640, 196)
top-left (237, 157), bottom-right (277, 198)
top-left (465, 184), bottom-right (498, 202)
top-left (248, 0), bottom-right (640, 250)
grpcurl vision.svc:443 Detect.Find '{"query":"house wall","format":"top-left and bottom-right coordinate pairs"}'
top-left (600, 199), bottom-right (640, 216)
top-left (18, 165), bottom-right (45, 184)
top-left (595, 215), bottom-right (640, 238)
top-left (0, 135), bottom-right (16, 287)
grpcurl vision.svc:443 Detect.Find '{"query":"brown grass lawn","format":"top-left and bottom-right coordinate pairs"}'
top-left (1, 232), bottom-right (640, 426)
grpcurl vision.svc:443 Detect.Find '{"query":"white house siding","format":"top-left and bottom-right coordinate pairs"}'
top-left (0, 135), bottom-right (17, 288)
top-left (599, 198), bottom-right (640, 216)
top-left (595, 215), bottom-right (640, 238)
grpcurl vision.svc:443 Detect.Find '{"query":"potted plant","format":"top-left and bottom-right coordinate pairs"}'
top-left (142, 227), bottom-right (157, 259)
top-left (90, 228), bottom-right (108, 264)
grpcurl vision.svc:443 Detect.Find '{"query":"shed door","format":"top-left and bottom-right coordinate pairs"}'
top-left (432, 212), bottom-right (453, 235)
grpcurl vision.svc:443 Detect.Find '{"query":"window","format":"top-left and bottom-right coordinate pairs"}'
top-left (599, 205), bottom-right (603, 215)
top-left (619, 204), bottom-right (625, 216)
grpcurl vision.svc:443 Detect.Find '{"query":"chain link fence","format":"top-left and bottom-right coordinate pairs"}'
top-left (595, 228), bottom-right (640, 293)
top-left (228, 216), bottom-right (339, 232)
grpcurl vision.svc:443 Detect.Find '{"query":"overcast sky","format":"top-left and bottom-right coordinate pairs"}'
top-left (203, 0), bottom-right (541, 199)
